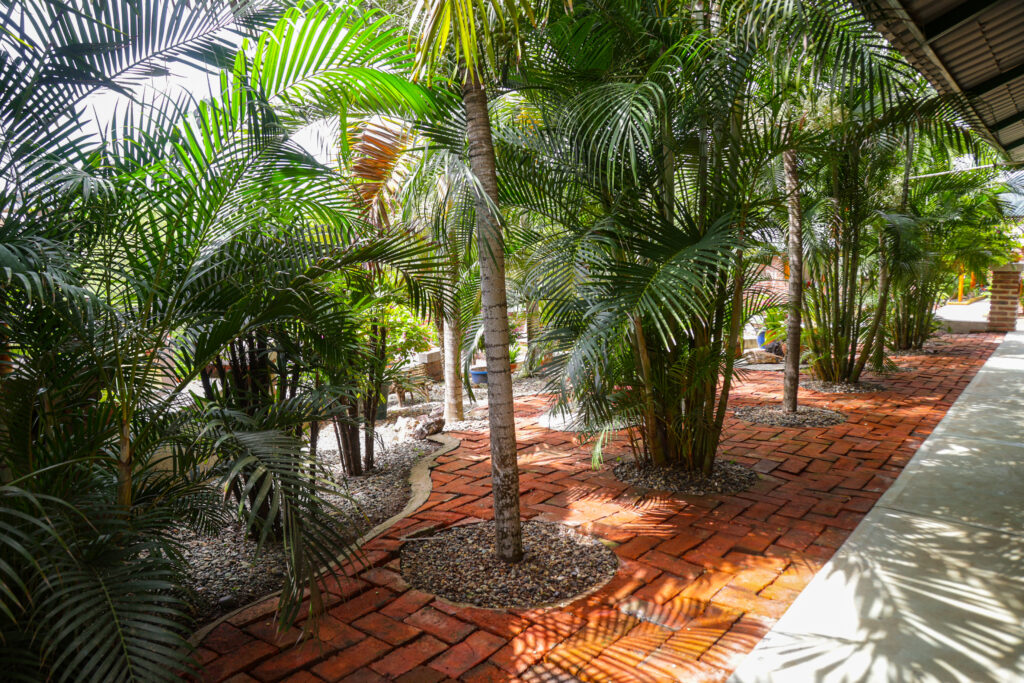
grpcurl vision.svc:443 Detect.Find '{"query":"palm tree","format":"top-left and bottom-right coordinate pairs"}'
top-left (409, 0), bottom-right (532, 562)
top-left (487, 0), bottom-right (981, 470)
top-left (886, 150), bottom-right (1017, 350)
top-left (497, 0), bottom-right (883, 474)
top-left (0, 1), bottom-right (437, 678)
top-left (783, 146), bottom-right (806, 412)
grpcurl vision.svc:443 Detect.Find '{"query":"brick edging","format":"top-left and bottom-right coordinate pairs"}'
top-left (188, 433), bottom-right (460, 648)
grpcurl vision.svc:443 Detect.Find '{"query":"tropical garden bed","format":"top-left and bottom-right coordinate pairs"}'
top-left (3, 1), bottom-right (1022, 680)
top-left (178, 424), bottom-right (436, 626)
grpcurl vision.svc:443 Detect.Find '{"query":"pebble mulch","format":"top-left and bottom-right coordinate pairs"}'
top-left (178, 437), bottom-right (434, 627)
top-left (400, 520), bottom-right (619, 609)
top-left (442, 405), bottom-right (490, 433)
top-left (801, 379), bottom-right (886, 394)
top-left (320, 439), bottom-right (437, 531)
top-left (889, 340), bottom-right (953, 357)
top-left (613, 459), bottom-right (758, 496)
top-left (173, 521), bottom-right (287, 624)
top-left (733, 404), bottom-right (847, 428)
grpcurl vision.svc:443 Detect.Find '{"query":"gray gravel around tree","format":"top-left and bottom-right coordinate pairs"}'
top-left (801, 378), bottom-right (886, 394)
top-left (733, 404), bottom-right (847, 428)
top-left (400, 520), bottom-right (618, 609)
top-left (614, 459), bottom-right (757, 496)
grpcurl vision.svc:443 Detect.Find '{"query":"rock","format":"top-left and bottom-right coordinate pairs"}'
top-left (392, 416), bottom-right (419, 444)
top-left (413, 415), bottom-right (444, 439)
top-left (744, 349), bottom-right (782, 364)
top-left (217, 594), bottom-right (238, 609)
top-left (429, 405), bottom-right (444, 418)
top-left (762, 340), bottom-right (784, 357)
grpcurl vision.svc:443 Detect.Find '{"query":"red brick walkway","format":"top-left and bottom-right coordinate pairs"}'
top-left (193, 334), bottom-right (1001, 682)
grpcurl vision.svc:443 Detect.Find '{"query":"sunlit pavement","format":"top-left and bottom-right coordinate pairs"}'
top-left (190, 334), bottom-right (1003, 682)
top-left (730, 329), bottom-right (1024, 683)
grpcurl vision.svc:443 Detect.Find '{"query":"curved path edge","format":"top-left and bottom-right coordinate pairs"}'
top-left (188, 433), bottom-right (460, 648)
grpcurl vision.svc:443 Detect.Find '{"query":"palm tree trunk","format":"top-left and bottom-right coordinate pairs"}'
top-left (462, 71), bottom-right (522, 563)
top-left (851, 231), bottom-right (888, 382)
top-left (783, 148), bottom-right (803, 412)
top-left (363, 323), bottom-right (386, 472)
top-left (852, 131), bottom-right (910, 382)
top-left (525, 302), bottom-right (540, 373)
top-left (632, 314), bottom-right (664, 467)
top-left (117, 416), bottom-right (132, 507)
top-left (443, 314), bottom-right (464, 421)
top-left (709, 250), bottom-right (744, 475)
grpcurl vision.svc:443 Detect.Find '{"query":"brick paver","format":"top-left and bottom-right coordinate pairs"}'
top-left (192, 334), bottom-right (1001, 681)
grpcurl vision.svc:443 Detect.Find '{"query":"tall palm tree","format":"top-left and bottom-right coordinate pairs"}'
top-left (497, 0), bottom-right (818, 474)
top-left (409, 0), bottom-right (532, 562)
top-left (783, 146), bottom-right (805, 412)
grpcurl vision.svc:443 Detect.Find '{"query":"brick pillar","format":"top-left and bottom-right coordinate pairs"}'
top-left (987, 264), bottom-right (1023, 332)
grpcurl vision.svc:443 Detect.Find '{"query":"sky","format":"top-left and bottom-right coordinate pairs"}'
top-left (77, 49), bottom-right (334, 166)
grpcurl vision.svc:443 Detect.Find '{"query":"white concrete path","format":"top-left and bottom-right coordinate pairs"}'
top-left (730, 330), bottom-right (1024, 683)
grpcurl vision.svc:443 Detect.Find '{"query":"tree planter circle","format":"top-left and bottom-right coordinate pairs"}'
top-left (733, 404), bottom-right (846, 428)
top-left (399, 520), bottom-right (618, 609)
top-left (800, 379), bottom-right (886, 394)
top-left (613, 460), bottom-right (757, 497)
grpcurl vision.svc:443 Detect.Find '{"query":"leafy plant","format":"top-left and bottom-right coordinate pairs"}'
top-left (508, 340), bottom-right (522, 365)
top-left (763, 306), bottom-right (790, 344)
top-left (0, 1), bottom-right (437, 679)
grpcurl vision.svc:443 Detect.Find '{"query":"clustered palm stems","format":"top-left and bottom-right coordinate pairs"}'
top-left (0, 1), bottom-right (438, 680)
top-left (492, 0), bottom-right (964, 473)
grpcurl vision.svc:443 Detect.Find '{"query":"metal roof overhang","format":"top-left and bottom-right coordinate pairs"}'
top-left (853, 0), bottom-right (1024, 162)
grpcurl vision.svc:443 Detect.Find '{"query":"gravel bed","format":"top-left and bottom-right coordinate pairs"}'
top-left (512, 375), bottom-right (549, 396)
top-left (613, 459), bottom-right (757, 496)
top-left (427, 374), bottom-right (548, 403)
top-left (443, 417), bottom-right (490, 432)
top-left (173, 522), bottom-right (287, 624)
top-left (320, 439), bottom-right (437, 530)
top-left (178, 435), bottom-right (435, 627)
top-left (801, 379), bottom-right (886, 394)
top-left (889, 343), bottom-right (951, 357)
top-left (400, 521), bottom-right (618, 609)
top-left (733, 405), bottom-right (847, 428)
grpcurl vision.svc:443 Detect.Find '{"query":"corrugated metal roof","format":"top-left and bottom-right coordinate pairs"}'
top-left (854, 0), bottom-right (1024, 161)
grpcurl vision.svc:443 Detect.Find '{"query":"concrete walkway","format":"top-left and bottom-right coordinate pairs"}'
top-left (730, 330), bottom-right (1024, 683)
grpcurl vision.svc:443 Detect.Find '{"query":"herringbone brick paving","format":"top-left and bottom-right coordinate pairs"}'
top-left (192, 334), bottom-right (1001, 682)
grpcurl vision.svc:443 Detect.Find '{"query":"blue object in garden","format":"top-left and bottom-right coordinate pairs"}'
top-left (470, 367), bottom-right (488, 384)
top-left (757, 330), bottom-right (767, 347)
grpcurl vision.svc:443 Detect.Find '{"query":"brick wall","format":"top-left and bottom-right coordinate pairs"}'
top-left (987, 268), bottom-right (1022, 332)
